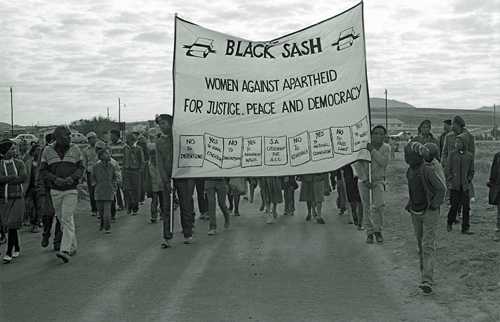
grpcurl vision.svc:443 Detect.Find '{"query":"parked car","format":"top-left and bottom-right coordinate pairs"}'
top-left (71, 132), bottom-right (88, 144)
top-left (12, 134), bottom-right (39, 145)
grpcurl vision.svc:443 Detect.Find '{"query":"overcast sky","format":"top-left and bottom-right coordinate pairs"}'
top-left (1, 0), bottom-right (499, 125)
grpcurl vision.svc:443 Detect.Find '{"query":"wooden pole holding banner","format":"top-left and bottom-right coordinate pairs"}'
top-left (169, 13), bottom-right (178, 235)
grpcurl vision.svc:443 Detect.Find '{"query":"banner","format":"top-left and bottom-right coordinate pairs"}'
top-left (172, 2), bottom-right (371, 178)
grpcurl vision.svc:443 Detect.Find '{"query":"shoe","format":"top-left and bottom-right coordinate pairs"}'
top-left (105, 230), bottom-right (111, 235)
top-left (338, 209), bottom-right (346, 216)
top-left (283, 212), bottom-right (289, 216)
top-left (208, 229), bottom-right (217, 236)
top-left (56, 251), bottom-right (70, 263)
top-left (419, 282), bottom-right (433, 295)
top-left (12, 251), bottom-right (20, 258)
top-left (183, 237), bottom-right (193, 244)
top-left (3, 255), bottom-right (12, 264)
top-left (348, 220), bottom-right (354, 224)
top-left (41, 235), bottom-right (49, 248)
top-left (447, 224), bottom-right (452, 232)
top-left (316, 217), bottom-right (326, 224)
top-left (112, 217), bottom-right (116, 222)
top-left (272, 212), bottom-right (278, 219)
top-left (266, 213), bottom-right (275, 224)
top-left (357, 226), bottom-right (365, 231)
top-left (259, 204), bottom-right (265, 212)
top-left (31, 226), bottom-right (40, 233)
top-left (290, 211), bottom-right (294, 216)
top-left (461, 230), bottom-right (474, 235)
top-left (97, 215), bottom-right (101, 220)
top-left (69, 250), bottom-right (77, 256)
top-left (234, 211), bottom-right (240, 217)
top-left (375, 232), bottom-right (384, 244)
top-left (306, 213), bottom-right (312, 221)
top-left (53, 245), bottom-right (61, 252)
top-left (470, 197), bottom-right (476, 203)
top-left (161, 240), bottom-right (171, 249)
top-left (224, 219), bottom-right (230, 229)
top-left (91, 212), bottom-right (97, 216)
top-left (132, 212), bottom-right (138, 216)
top-left (366, 234), bottom-right (374, 244)
top-left (150, 219), bottom-right (157, 224)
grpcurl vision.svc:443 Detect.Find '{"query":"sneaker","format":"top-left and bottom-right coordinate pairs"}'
top-left (41, 235), bottom-right (49, 248)
top-left (316, 217), bottom-right (326, 224)
top-left (470, 197), bottom-right (476, 203)
top-left (12, 251), bottom-right (20, 258)
top-left (375, 232), bottom-right (384, 244)
top-left (208, 229), bottom-right (217, 236)
top-left (266, 213), bottom-right (275, 224)
top-left (183, 237), bottom-right (193, 244)
top-left (234, 211), bottom-right (240, 217)
top-left (338, 209), bottom-right (346, 216)
top-left (419, 282), bottom-right (433, 295)
top-left (56, 251), bottom-right (70, 263)
top-left (161, 240), bottom-right (171, 249)
top-left (366, 234), bottom-right (374, 244)
top-left (3, 255), bottom-right (12, 264)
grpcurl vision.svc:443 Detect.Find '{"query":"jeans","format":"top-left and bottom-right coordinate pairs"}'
top-left (206, 180), bottom-right (230, 230)
top-left (448, 188), bottom-right (470, 232)
top-left (51, 189), bottom-right (78, 253)
top-left (358, 180), bottom-right (385, 235)
top-left (411, 208), bottom-right (439, 285)
top-left (97, 200), bottom-right (112, 231)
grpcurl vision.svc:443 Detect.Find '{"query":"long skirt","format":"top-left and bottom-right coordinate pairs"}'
top-left (259, 177), bottom-right (283, 204)
top-left (0, 198), bottom-right (25, 230)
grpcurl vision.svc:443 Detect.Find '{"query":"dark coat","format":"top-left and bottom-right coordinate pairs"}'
top-left (446, 150), bottom-right (474, 191)
top-left (488, 152), bottom-right (500, 205)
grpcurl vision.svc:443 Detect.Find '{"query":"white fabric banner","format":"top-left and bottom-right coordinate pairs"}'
top-left (172, 2), bottom-right (371, 178)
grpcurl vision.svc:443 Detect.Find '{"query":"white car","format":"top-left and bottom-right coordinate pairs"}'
top-left (12, 134), bottom-right (39, 145)
top-left (71, 132), bottom-right (88, 144)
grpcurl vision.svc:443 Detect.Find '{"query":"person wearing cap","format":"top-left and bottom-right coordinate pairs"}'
top-left (446, 134), bottom-right (474, 235)
top-left (83, 131), bottom-right (99, 216)
top-left (404, 141), bottom-right (446, 294)
top-left (40, 126), bottom-right (84, 263)
top-left (108, 129), bottom-right (126, 211)
top-left (156, 114), bottom-right (196, 247)
top-left (0, 140), bottom-right (27, 263)
top-left (122, 132), bottom-right (144, 216)
top-left (439, 120), bottom-right (452, 161)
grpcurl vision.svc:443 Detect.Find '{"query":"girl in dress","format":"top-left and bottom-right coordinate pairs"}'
top-left (259, 177), bottom-right (283, 224)
top-left (299, 173), bottom-right (328, 224)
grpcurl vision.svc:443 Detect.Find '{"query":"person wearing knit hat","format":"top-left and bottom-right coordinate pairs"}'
top-left (446, 134), bottom-right (474, 235)
top-left (404, 140), bottom-right (446, 294)
top-left (0, 139), bottom-right (27, 263)
top-left (83, 132), bottom-right (99, 216)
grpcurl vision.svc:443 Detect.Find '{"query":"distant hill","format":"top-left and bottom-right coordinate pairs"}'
top-left (369, 97), bottom-right (416, 109)
top-left (479, 105), bottom-right (499, 112)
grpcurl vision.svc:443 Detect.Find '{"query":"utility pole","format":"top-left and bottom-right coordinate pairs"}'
top-left (118, 98), bottom-right (121, 139)
top-left (384, 89), bottom-right (388, 133)
top-left (10, 87), bottom-right (14, 137)
top-left (107, 107), bottom-right (110, 120)
top-left (494, 104), bottom-right (497, 140)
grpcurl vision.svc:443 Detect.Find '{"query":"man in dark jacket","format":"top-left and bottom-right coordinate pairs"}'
top-left (446, 134), bottom-right (474, 234)
top-left (40, 126), bottom-right (84, 263)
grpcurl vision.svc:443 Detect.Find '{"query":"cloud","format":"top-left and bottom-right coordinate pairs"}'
top-left (132, 31), bottom-right (170, 43)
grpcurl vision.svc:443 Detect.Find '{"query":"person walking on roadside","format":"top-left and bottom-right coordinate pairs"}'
top-left (144, 142), bottom-right (164, 224)
top-left (83, 132), bottom-right (99, 217)
top-left (404, 141), bottom-right (446, 295)
top-left (205, 177), bottom-right (231, 236)
top-left (340, 164), bottom-right (364, 230)
top-left (487, 151), bottom-right (500, 242)
top-left (39, 133), bottom-right (62, 251)
top-left (299, 173), bottom-right (328, 224)
top-left (23, 144), bottom-right (43, 233)
top-left (122, 133), bottom-right (144, 216)
top-left (0, 140), bottom-right (27, 264)
top-left (282, 176), bottom-right (298, 216)
top-left (108, 129), bottom-right (126, 211)
top-left (260, 176), bottom-right (283, 224)
top-left (95, 141), bottom-right (121, 221)
top-left (40, 126), bottom-right (84, 263)
top-left (354, 125), bottom-right (391, 244)
top-left (446, 134), bottom-right (474, 235)
top-left (91, 147), bottom-right (117, 234)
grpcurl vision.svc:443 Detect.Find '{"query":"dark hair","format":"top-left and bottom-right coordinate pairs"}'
top-left (155, 114), bottom-right (173, 125)
top-left (45, 133), bottom-right (54, 143)
top-left (371, 125), bottom-right (387, 135)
